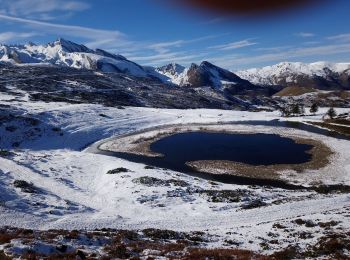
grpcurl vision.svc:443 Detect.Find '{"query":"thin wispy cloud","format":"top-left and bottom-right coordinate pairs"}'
top-left (213, 42), bottom-right (350, 69)
top-left (302, 41), bottom-right (320, 45)
top-left (295, 32), bottom-right (315, 38)
top-left (85, 38), bottom-right (138, 53)
top-left (254, 46), bottom-right (292, 52)
top-left (198, 17), bottom-right (228, 26)
top-left (0, 31), bottom-right (38, 43)
top-left (0, 14), bottom-right (126, 44)
top-left (0, 12), bottom-right (220, 66)
top-left (0, 0), bottom-right (349, 70)
top-left (148, 40), bottom-right (186, 54)
top-left (132, 53), bottom-right (208, 66)
top-left (0, 0), bottom-right (89, 18)
top-left (148, 34), bottom-right (229, 54)
top-left (327, 33), bottom-right (350, 42)
top-left (119, 34), bottom-right (228, 65)
top-left (209, 39), bottom-right (257, 51)
top-left (129, 52), bottom-right (187, 61)
top-left (0, 12), bottom-right (228, 64)
top-left (129, 52), bottom-right (204, 64)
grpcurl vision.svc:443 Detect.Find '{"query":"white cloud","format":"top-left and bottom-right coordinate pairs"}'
top-left (127, 50), bottom-right (208, 66)
top-left (85, 38), bottom-right (136, 52)
top-left (0, 31), bottom-right (38, 43)
top-left (0, 13), bottom-right (220, 66)
top-left (0, 14), bottom-right (126, 43)
top-left (147, 34), bottom-right (228, 54)
top-left (213, 43), bottom-right (350, 69)
top-left (129, 51), bottom-right (194, 62)
top-left (148, 40), bottom-right (186, 54)
top-left (254, 46), bottom-right (292, 52)
top-left (302, 41), bottom-right (320, 45)
top-left (295, 32), bottom-right (315, 38)
top-left (209, 39), bottom-right (257, 51)
top-left (0, 0), bottom-right (89, 17)
top-left (327, 33), bottom-right (350, 42)
top-left (198, 17), bottom-right (228, 26)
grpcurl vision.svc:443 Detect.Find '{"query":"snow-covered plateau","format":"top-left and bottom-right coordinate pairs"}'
top-left (1, 88), bottom-right (350, 258)
top-left (0, 39), bottom-right (350, 258)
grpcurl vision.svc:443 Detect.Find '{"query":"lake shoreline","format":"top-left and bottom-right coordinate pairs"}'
top-left (98, 123), bottom-right (335, 184)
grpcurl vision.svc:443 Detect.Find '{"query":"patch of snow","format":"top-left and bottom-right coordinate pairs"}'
top-left (1, 92), bottom-right (350, 253)
top-left (0, 39), bottom-right (149, 77)
top-left (236, 61), bottom-right (350, 85)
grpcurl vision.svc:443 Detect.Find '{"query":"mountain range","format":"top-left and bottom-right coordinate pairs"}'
top-left (236, 61), bottom-right (350, 90)
top-left (1, 38), bottom-right (350, 92)
top-left (0, 39), bottom-right (259, 94)
top-left (0, 38), bottom-right (149, 77)
top-left (0, 39), bottom-right (349, 110)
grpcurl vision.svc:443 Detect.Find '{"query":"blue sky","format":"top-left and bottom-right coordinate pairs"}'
top-left (0, 0), bottom-right (350, 70)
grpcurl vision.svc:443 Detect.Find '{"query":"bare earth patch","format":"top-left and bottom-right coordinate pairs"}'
top-left (308, 121), bottom-right (350, 136)
top-left (99, 128), bottom-right (182, 157)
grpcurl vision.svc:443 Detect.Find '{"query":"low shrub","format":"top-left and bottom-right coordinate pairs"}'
top-left (133, 176), bottom-right (189, 187)
top-left (13, 180), bottom-right (37, 193)
top-left (184, 248), bottom-right (268, 260)
top-left (241, 199), bottom-right (267, 209)
top-left (143, 228), bottom-right (183, 240)
top-left (0, 150), bottom-right (15, 157)
top-left (199, 190), bottom-right (247, 203)
top-left (106, 168), bottom-right (130, 174)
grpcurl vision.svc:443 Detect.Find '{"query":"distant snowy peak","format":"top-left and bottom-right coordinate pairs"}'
top-left (236, 62), bottom-right (350, 89)
top-left (155, 63), bottom-right (188, 86)
top-left (157, 61), bottom-right (253, 88)
top-left (3, 38), bottom-right (349, 91)
top-left (48, 38), bottom-right (93, 53)
top-left (157, 63), bottom-right (185, 76)
top-left (187, 61), bottom-right (251, 88)
top-left (0, 38), bottom-right (148, 77)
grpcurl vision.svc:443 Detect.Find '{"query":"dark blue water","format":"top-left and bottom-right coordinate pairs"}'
top-left (97, 130), bottom-right (316, 189)
top-left (95, 120), bottom-right (350, 189)
top-left (151, 132), bottom-right (312, 167)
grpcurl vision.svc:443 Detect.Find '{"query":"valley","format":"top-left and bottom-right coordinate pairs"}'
top-left (0, 39), bottom-right (350, 259)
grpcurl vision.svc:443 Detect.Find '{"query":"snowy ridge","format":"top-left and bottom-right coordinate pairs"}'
top-left (157, 61), bottom-right (252, 88)
top-left (155, 63), bottom-right (189, 86)
top-left (236, 61), bottom-right (350, 85)
top-left (1, 39), bottom-right (241, 87)
top-left (0, 38), bottom-right (148, 77)
top-left (2, 38), bottom-right (350, 90)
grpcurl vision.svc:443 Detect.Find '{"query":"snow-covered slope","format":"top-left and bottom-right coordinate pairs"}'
top-left (236, 62), bottom-right (350, 89)
top-left (2, 38), bottom-right (350, 92)
top-left (0, 38), bottom-right (148, 77)
top-left (156, 63), bottom-right (187, 85)
top-left (1, 90), bottom-right (350, 255)
top-left (157, 61), bottom-right (254, 89)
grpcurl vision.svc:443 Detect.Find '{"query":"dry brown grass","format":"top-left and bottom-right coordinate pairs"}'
top-left (309, 121), bottom-right (350, 136)
top-left (0, 251), bottom-right (11, 260)
top-left (324, 118), bottom-right (350, 126)
top-left (0, 233), bottom-right (17, 244)
top-left (339, 91), bottom-right (350, 99)
top-left (0, 229), bottom-right (34, 244)
top-left (184, 248), bottom-right (270, 260)
top-left (2, 227), bottom-right (350, 259)
top-left (273, 86), bottom-right (316, 97)
top-left (103, 238), bottom-right (270, 259)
